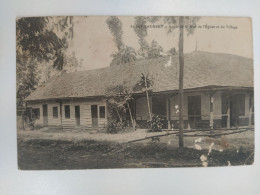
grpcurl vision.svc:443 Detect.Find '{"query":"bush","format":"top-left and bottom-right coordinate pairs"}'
top-left (147, 115), bottom-right (163, 132)
top-left (33, 119), bottom-right (43, 130)
top-left (106, 119), bottom-right (127, 134)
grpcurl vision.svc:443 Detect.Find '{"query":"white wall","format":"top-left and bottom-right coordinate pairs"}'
top-left (61, 99), bottom-right (107, 129)
top-left (27, 99), bottom-right (107, 129)
top-left (47, 101), bottom-right (61, 127)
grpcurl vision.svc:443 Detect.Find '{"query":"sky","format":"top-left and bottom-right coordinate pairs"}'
top-left (67, 16), bottom-right (253, 70)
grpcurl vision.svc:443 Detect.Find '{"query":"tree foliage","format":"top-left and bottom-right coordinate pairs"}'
top-left (134, 16), bottom-right (149, 53)
top-left (16, 16), bottom-right (75, 70)
top-left (110, 46), bottom-right (137, 66)
top-left (147, 40), bottom-right (163, 58)
top-left (133, 16), bottom-right (200, 57)
top-left (105, 84), bottom-right (136, 131)
top-left (133, 73), bottom-right (154, 92)
top-left (16, 59), bottom-right (40, 110)
top-left (167, 47), bottom-right (178, 56)
top-left (16, 16), bottom-right (81, 111)
top-left (106, 16), bottom-right (124, 51)
top-left (106, 17), bottom-right (138, 66)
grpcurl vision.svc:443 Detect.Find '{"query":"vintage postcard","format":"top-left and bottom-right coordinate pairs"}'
top-left (16, 16), bottom-right (254, 170)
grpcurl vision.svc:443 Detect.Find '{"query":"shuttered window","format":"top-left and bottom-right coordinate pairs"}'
top-left (65, 105), bottom-right (70, 119)
top-left (53, 107), bottom-right (58, 118)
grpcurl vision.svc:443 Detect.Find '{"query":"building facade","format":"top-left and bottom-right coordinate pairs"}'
top-left (25, 51), bottom-right (254, 130)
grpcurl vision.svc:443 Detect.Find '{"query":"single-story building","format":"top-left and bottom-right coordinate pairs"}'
top-left (25, 51), bottom-right (254, 130)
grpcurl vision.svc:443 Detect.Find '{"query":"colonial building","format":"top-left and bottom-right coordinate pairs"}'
top-left (25, 51), bottom-right (254, 130)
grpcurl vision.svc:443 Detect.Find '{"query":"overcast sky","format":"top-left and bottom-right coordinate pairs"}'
top-left (67, 16), bottom-right (253, 70)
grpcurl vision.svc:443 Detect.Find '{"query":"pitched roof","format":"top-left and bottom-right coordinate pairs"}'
top-left (25, 51), bottom-right (254, 101)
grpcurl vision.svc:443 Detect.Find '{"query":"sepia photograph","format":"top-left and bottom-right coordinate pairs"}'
top-left (16, 16), bottom-right (254, 170)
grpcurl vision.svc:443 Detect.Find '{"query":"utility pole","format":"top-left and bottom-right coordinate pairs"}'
top-left (178, 16), bottom-right (184, 148)
top-left (144, 73), bottom-right (152, 121)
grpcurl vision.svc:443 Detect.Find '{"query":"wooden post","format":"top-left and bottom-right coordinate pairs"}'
top-left (178, 16), bottom-right (184, 148)
top-left (167, 97), bottom-right (171, 129)
top-left (134, 99), bottom-right (137, 130)
top-left (127, 102), bottom-right (135, 129)
top-left (249, 107), bottom-right (252, 127)
top-left (248, 93), bottom-right (253, 126)
top-left (30, 107), bottom-right (32, 123)
top-left (144, 76), bottom-right (152, 121)
top-left (23, 101), bottom-right (27, 130)
top-left (209, 94), bottom-right (214, 128)
top-left (209, 94), bottom-right (214, 134)
top-left (60, 101), bottom-right (63, 130)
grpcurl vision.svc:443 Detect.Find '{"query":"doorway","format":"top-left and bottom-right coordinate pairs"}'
top-left (188, 95), bottom-right (201, 128)
top-left (221, 93), bottom-right (229, 128)
top-left (230, 94), bottom-right (245, 127)
top-left (75, 106), bottom-right (80, 126)
top-left (43, 104), bottom-right (48, 126)
top-left (152, 96), bottom-right (167, 128)
top-left (91, 105), bottom-right (98, 128)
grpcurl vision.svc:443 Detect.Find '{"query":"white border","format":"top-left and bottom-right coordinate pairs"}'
top-left (0, 0), bottom-right (260, 194)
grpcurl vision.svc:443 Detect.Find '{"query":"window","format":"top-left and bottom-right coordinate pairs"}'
top-left (99, 106), bottom-right (106, 118)
top-left (32, 108), bottom-right (40, 119)
top-left (53, 107), bottom-right (58, 118)
top-left (65, 105), bottom-right (70, 119)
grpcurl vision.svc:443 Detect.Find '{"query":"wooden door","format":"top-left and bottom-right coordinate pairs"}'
top-left (91, 105), bottom-right (98, 128)
top-left (221, 93), bottom-right (229, 128)
top-left (75, 106), bottom-right (80, 126)
top-left (230, 94), bottom-right (245, 127)
top-left (188, 96), bottom-right (201, 128)
top-left (43, 104), bottom-right (48, 126)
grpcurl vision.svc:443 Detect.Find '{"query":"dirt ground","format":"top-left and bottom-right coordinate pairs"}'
top-left (17, 128), bottom-right (254, 169)
top-left (18, 128), bottom-right (254, 151)
top-left (17, 138), bottom-right (254, 170)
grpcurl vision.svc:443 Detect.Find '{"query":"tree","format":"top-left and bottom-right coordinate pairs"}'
top-left (106, 17), bottom-right (137, 66)
top-left (134, 16), bottom-right (150, 57)
top-left (133, 73), bottom-right (154, 122)
top-left (40, 51), bottom-right (83, 83)
top-left (147, 40), bottom-right (163, 58)
top-left (16, 17), bottom-right (75, 70)
top-left (16, 16), bottom-right (82, 112)
top-left (106, 16), bottom-right (124, 52)
top-left (110, 46), bottom-right (137, 66)
top-left (167, 47), bottom-right (178, 56)
top-left (134, 18), bottom-right (165, 59)
top-left (16, 59), bottom-right (40, 111)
